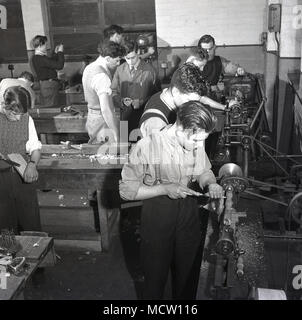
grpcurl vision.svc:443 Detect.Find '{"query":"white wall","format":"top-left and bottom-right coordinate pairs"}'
top-left (155, 0), bottom-right (267, 47)
top-left (20, 0), bottom-right (46, 50)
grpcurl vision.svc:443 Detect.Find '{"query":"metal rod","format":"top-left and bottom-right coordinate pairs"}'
top-left (256, 142), bottom-right (289, 176)
top-left (253, 137), bottom-right (300, 165)
top-left (262, 234), bottom-right (302, 240)
top-left (250, 100), bottom-right (265, 130)
top-left (246, 177), bottom-right (292, 191)
top-left (274, 155), bottom-right (302, 158)
top-left (243, 147), bottom-right (249, 178)
top-left (243, 190), bottom-right (288, 206)
top-left (256, 77), bottom-right (266, 102)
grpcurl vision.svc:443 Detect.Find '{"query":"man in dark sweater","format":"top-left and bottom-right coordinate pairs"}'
top-left (31, 35), bottom-right (65, 107)
top-left (197, 35), bottom-right (246, 158)
top-left (139, 63), bottom-right (224, 138)
top-left (198, 34), bottom-right (245, 87)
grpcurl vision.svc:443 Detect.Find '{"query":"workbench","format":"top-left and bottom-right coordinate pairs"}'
top-left (30, 105), bottom-right (120, 144)
top-left (29, 105), bottom-right (88, 144)
top-left (0, 235), bottom-right (54, 300)
top-left (37, 143), bottom-right (129, 251)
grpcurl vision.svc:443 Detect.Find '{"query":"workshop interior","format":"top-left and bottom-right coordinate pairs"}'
top-left (0, 0), bottom-right (302, 301)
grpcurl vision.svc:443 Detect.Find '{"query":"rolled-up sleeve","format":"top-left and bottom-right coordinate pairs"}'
top-left (91, 73), bottom-right (112, 96)
top-left (119, 144), bottom-right (145, 201)
top-left (26, 116), bottom-right (42, 155)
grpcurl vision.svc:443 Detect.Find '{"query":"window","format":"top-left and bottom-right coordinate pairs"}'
top-left (0, 0), bottom-right (27, 62)
top-left (45, 0), bottom-right (156, 59)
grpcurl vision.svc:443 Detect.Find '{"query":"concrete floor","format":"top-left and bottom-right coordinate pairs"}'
top-left (22, 161), bottom-right (302, 300)
top-left (23, 194), bottom-right (301, 300)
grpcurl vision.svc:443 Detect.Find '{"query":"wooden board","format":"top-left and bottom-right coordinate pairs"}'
top-left (37, 144), bottom-right (127, 251)
top-left (0, 236), bottom-right (54, 300)
top-left (41, 142), bottom-right (130, 155)
top-left (16, 236), bottom-right (53, 262)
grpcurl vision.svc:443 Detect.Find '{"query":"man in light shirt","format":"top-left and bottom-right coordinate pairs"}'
top-left (82, 40), bottom-right (125, 144)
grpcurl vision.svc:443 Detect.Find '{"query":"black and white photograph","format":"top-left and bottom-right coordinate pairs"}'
top-left (0, 0), bottom-right (302, 306)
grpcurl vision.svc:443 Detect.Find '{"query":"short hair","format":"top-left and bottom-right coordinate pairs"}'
top-left (32, 35), bottom-right (47, 49)
top-left (98, 39), bottom-right (125, 58)
top-left (103, 25), bottom-right (124, 39)
top-left (123, 40), bottom-right (138, 55)
top-left (197, 47), bottom-right (209, 60)
top-left (3, 86), bottom-right (31, 114)
top-left (170, 63), bottom-right (207, 96)
top-left (176, 101), bottom-right (217, 133)
top-left (198, 34), bottom-right (216, 48)
top-left (19, 71), bottom-right (34, 83)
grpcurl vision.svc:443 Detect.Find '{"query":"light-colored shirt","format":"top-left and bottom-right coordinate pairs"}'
top-left (119, 126), bottom-right (213, 201)
top-left (82, 56), bottom-right (112, 110)
top-left (27, 116), bottom-right (42, 154)
top-left (0, 78), bottom-right (36, 108)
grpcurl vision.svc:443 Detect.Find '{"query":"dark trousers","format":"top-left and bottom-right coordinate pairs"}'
top-left (140, 196), bottom-right (203, 300)
top-left (121, 107), bottom-right (144, 139)
top-left (39, 80), bottom-right (60, 107)
top-left (0, 169), bottom-right (41, 233)
top-left (205, 131), bottom-right (220, 160)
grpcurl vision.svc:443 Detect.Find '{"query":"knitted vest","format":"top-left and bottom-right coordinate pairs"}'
top-left (202, 56), bottom-right (223, 85)
top-left (139, 92), bottom-right (177, 127)
top-left (0, 113), bottom-right (28, 169)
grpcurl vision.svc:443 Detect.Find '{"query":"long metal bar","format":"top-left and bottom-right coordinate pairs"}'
top-left (256, 142), bottom-right (289, 176)
top-left (244, 190), bottom-right (288, 206)
top-left (263, 234), bottom-right (302, 240)
top-left (246, 177), bottom-right (292, 191)
top-left (253, 137), bottom-right (300, 165)
top-left (250, 100), bottom-right (265, 130)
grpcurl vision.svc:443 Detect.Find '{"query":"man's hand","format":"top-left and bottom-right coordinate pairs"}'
top-left (122, 97), bottom-right (132, 107)
top-left (132, 99), bottom-right (140, 109)
top-left (208, 197), bottom-right (224, 215)
top-left (55, 44), bottom-right (64, 53)
top-left (236, 67), bottom-right (245, 76)
top-left (24, 162), bottom-right (38, 183)
top-left (208, 183), bottom-right (224, 199)
top-left (163, 183), bottom-right (202, 200)
top-left (147, 47), bottom-right (155, 55)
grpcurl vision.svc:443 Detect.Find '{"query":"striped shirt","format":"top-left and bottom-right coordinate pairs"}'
top-left (139, 89), bottom-right (177, 137)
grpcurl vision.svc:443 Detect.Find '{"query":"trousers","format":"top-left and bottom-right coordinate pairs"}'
top-left (140, 195), bottom-right (204, 300)
top-left (0, 169), bottom-right (41, 233)
top-left (39, 80), bottom-right (60, 107)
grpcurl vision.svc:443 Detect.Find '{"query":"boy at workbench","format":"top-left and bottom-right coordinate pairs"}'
top-left (120, 101), bottom-right (224, 299)
top-left (0, 86), bottom-right (42, 233)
